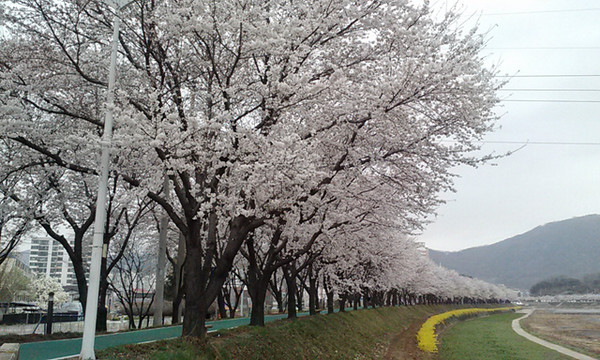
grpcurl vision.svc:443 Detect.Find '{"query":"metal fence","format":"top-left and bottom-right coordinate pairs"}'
top-left (0, 312), bottom-right (82, 325)
top-left (0, 316), bottom-right (170, 336)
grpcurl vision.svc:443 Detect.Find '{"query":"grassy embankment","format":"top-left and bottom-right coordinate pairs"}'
top-left (99, 304), bottom-right (467, 360)
top-left (437, 312), bottom-right (573, 360)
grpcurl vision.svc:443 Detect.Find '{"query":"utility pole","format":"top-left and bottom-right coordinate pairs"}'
top-left (79, 1), bottom-right (132, 358)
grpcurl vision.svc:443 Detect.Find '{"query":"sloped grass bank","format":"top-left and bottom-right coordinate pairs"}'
top-left (437, 312), bottom-right (573, 360)
top-left (99, 305), bottom-right (465, 360)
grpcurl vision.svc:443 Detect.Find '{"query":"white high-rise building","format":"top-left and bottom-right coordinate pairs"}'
top-left (28, 237), bottom-right (81, 287)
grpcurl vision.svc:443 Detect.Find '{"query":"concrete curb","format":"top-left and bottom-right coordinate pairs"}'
top-left (512, 309), bottom-right (598, 360)
top-left (0, 343), bottom-right (19, 360)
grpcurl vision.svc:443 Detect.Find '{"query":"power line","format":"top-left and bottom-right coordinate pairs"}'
top-left (496, 74), bottom-right (600, 78)
top-left (486, 47), bottom-right (600, 50)
top-left (477, 140), bottom-right (600, 146)
top-left (500, 89), bottom-right (600, 92)
top-left (441, 140), bottom-right (600, 146)
top-left (482, 8), bottom-right (600, 16)
top-left (502, 99), bottom-right (600, 103)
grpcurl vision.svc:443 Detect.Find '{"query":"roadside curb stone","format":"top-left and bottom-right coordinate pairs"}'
top-left (0, 343), bottom-right (19, 360)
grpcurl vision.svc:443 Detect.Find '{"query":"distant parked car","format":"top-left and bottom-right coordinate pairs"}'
top-left (57, 302), bottom-right (84, 319)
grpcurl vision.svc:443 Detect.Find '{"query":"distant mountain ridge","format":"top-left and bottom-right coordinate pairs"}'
top-left (427, 214), bottom-right (600, 290)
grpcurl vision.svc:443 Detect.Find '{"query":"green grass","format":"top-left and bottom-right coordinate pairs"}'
top-left (437, 312), bottom-right (573, 360)
top-left (99, 305), bottom-right (459, 360)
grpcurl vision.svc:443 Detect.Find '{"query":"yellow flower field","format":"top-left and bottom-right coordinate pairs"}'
top-left (416, 306), bottom-right (521, 353)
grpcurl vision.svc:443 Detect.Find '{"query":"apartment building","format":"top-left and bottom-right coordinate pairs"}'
top-left (28, 237), bottom-right (90, 287)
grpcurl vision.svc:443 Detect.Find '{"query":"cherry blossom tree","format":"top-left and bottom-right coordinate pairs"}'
top-left (0, 141), bottom-right (37, 265)
top-left (1, 0), bottom-right (503, 337)
top-left (0, 136), bottom-right (155, 330)
top-left (30, 275), bottom-right (70, 308)
top-left (0, 195), bottom-right (31, 265)
top-left (109, 237), bottom-right (157, 329)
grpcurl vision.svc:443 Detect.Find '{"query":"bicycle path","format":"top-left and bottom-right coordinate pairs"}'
top-left (512, 309), bottom-right (598, 360)
top-left (19, 310), bottom-right (343, 359)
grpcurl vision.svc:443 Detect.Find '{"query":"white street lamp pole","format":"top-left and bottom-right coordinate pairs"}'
top-left (79, 2), bottom-right (125, 359)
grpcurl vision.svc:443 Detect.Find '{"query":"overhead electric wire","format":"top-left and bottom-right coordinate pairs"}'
top-left (482, 8), bottom-right (600, 16)
top-left (478, 140), bottom-right (600, 146)
top-left (496, 74), bottom-right (600, 78)
top-left (440, 140), bottom-right (600, 146)
top-left (499, 89), bottom-right (600, 92)
top-left (502, 99), bottom-right (600, 103)
top-left (486, 47), bottom-right (600, 50)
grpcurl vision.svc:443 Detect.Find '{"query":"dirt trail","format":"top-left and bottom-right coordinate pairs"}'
top-left (384, 317), bottom-right (430, 360)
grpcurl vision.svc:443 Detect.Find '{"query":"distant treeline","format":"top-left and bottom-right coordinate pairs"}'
top-left (530, 273), bottom-right (600, 296)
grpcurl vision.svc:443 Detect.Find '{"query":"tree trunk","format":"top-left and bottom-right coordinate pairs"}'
top-left (229, 300), bottom-right (237, 319)
top-left (339, 293), bottom-right (346, 312)
top-left (182, 245), bottom-right (207, 337)
top-left (283, 266), bottom-right (297, 319)
top-left (308, 268), bottom-right (318, 315)
top-left (269, 279), bottom-right (285, 314)
top-left (73, 257), bottom-right (88, 313)
top-left (181, 215), bottom-right (257, 337)
top-left (217, 290), bottom-right (228, 319)
top-left (172, 232), bottom-right (186, 324)
top-left (248, 278), bottom-right (269, 326)
top-left (326, 291), bottom-right (334, 314)
top-left (229, 284), bottom-right (243, 318)
top-left (353, 293), bottom-right (359, 310)
top-left (275, 291), bottom-right (285, 314)
top-left (172, 289), bottom-right (183, 324)
top-left (326, 292), bottom-right (334, 314)
top-left (96, 262), bottom-right (109, 332)
top-left (244, 231), bottom-right (274, 326)
top-left (153, 176), bottom-right (170, 327)
top-left (295, 281), bottom-right (304, 312)
top-left (127, 306), bottom-right (136, 329)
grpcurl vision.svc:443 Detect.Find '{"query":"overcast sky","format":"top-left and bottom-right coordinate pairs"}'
top-left (9, 1), bottom-right (600, 253)
top-left (420, 0), bottom-right (600, 251)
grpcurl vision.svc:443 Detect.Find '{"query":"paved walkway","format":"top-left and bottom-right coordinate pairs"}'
top-left (512, 309), bottom-right (598, 360)
top-left (18, 310), bottom-right (346, 360)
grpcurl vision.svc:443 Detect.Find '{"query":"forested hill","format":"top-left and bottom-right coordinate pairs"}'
top-left (428, 215), bottom-right (600, 290)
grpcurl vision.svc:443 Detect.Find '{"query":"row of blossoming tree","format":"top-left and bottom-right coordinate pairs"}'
top-left (1, 0), bottom-right (511, 337)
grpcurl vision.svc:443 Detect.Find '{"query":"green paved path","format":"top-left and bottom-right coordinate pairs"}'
top-left (19, 311), bottom-right (332, 359)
